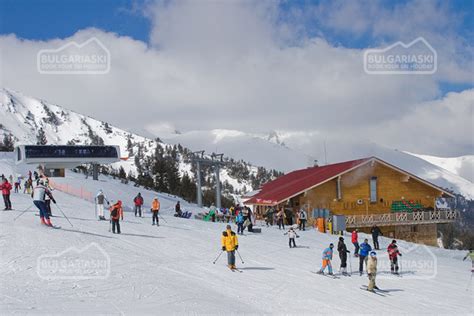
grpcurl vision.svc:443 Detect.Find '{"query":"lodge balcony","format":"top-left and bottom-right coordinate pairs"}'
top-left (344, 209), bottom-right (459, 228)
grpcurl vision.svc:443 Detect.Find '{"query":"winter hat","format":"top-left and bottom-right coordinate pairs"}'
top-left (392, 239), bottom-right (397, 244)
top-left (226, 225), bottom-right (232, 230)
top-left (339, 237), bottom-right (344, 241)
top-left (370, 251), bottom-right (377, 257)
top-left (117, 200), bottom-right (122, 206)
top-left (329, 243), bottom-right (334, 248)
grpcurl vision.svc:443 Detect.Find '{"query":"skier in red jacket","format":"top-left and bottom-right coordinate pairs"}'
top-left (133, 193), bottom-right (144, 217)
top-left (352, 229), bottom-right (359, 257)
top-left (387, 240), bottom-right (402, 275)
top-left (0, 178), bottom-right (12, 210)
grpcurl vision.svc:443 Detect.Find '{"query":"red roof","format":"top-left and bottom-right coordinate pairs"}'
top-left (245, 157), bottom-right (372, 205)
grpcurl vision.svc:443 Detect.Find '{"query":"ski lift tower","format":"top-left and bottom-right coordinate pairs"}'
top-left (190, 151), bottom-right (225, 209)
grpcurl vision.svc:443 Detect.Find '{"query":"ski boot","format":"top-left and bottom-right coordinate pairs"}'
top-left (40, 217), bottom-right (46, 225)
top-left (316, 270), bottom-right (324, 275)
top-left (45, 219), bottom-right (53, 227)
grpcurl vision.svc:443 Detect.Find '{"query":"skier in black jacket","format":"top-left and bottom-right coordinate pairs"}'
top-left (371, 225), bottom-right (382, 250)
top-left (337, 237), bottom-right (351, 276)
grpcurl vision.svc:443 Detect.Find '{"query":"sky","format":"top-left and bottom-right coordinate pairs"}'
top-left (0, 0), bottom-right (473, 157)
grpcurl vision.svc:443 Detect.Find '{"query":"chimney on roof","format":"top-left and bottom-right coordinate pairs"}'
top-left (313, 160), bottom-right (319, 167)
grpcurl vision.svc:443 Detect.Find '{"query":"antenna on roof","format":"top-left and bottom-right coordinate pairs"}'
top-left (324, 141), bottom-right (328, 165)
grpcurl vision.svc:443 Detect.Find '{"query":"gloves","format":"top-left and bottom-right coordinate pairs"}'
top-left (368, 273), bottom-right (372, 277)
top-left (399, 253), bottom-right (402, 256)
top-left (222, 246), bottom-right (226, 251)
top-left (52, 199), bottom-right (57, 204)
top-left (235, 245), bottom-right (239, 250)
top-left (346, 250), bottom-right (350, 253)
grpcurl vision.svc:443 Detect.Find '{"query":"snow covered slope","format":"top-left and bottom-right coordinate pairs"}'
top-left (0, 88), bottom-right (261, 194)
top-left (405, 152), bottom-right (474, 183)
top-left (1, 174), bottom-right (473, 314)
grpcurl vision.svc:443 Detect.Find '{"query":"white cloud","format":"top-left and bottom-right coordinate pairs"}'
top-left (0, 0), bottom-right (471, 157)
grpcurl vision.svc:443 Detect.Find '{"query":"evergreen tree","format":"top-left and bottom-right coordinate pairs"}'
top-left (1, 134), bottom-right (15, 151)
top-left (36, 127), bottom-right (47, 145)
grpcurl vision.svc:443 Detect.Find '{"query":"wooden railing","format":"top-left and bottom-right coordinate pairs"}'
top-left (345, 209), bottom-right (458, 228)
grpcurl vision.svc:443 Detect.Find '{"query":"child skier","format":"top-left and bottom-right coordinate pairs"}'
top-left (317, 243), bottom-right (334, 275)
top-left (337, 237), bottom-right (351, 276)
top-left (109, 200), bottom-right (123, 234)
top-left (367, 251), bottom-right (378, 292)
top-left (221, 224), bottom-right (239, 270)
top-left (284, 227), bottom-right (299, 248)
top-left (151, 197), bottom-right (160, 226)
top-left (387, 240), bottom-right (402, 274)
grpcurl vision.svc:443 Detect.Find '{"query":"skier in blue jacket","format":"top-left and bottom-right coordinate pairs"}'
top-left (236, 212), bottom-right (244, 235)
top-left (317, 243), bottom-right (334, 275)
top-left (359, 238), bottom-right (372, 276)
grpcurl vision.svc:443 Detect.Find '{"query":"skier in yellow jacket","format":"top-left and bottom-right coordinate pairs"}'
top-left (221, 224), bottom-right (239, 270)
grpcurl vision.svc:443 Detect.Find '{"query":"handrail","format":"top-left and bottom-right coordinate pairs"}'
top-left (344, 210), bottom-right (458, 228)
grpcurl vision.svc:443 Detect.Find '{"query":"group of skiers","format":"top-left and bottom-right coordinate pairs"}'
top-left (264, 206), bottom-right (307, 231)
top-left (94, 190), bottom-right (167, 233)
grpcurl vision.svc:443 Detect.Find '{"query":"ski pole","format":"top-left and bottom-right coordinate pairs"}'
top-left (54, 204), bottom-right (74, 227)
top-left (213, 250), bottom-right (224, 264)
top-left (348, 254), bottom-right (353, 275)
top-left (13, 204), bottom-right (34, 221)
top-left (399, 256), bottom-right (403, 277)
top-left (159, 214), bottom-right (168, 223)
top-left (236, 249), bottom-right (245, 264)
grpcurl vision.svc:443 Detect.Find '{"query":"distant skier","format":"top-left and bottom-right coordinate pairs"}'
top-left (264, 207), bottom-right (274, 226)
top-left (109, 200), bottom-right (123, 234)
top-left (151, 197), bottom-right (160, 226)
top-left (32, 179), bottom-right (56, 226)
top-left (387, 240), bottom-right (402, 275)
top-left (359, 238), bottom-right (372, 276)
top-left (133, 193), bottom-right (144, 217)
top-left (209, 204), bottom-right (217, 222)
top-left (174, 201), bottom-right (182, 217)
top-left (43, 177), bottom-right (53, 217)
top-left (337, 237), bottom-right (351, 276)
top-left (1, 178), bottom-right (12, 210)
top-left (463, 250), bottom-right (474, 272)
top-left (221, 224), bottom-right (239, 270)
top-left (298, 207), bottom-right (307, 231)
top-left (367, 251), bottom-right (378, 292)
top-left (276, 208), bottom-right (285, 230)
top-left (371, 225), bottom-right (382, 250)
top-left (352, 229), bottom-right (359, 257)
top-left (95, 189), bottom-right (109, 220)
top-left (284, 227), bottom-right (299, 248)
top-left (317, 243), bottom-right (334, 275)
top-left (236, 211), bottom-right (244, 235)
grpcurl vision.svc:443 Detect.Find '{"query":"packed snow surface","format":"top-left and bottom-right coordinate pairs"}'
top-left (0, 159), bottom-right (473, 314)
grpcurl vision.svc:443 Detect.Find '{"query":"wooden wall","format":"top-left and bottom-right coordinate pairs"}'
top-left (299, 161), bottom-right (443, 217)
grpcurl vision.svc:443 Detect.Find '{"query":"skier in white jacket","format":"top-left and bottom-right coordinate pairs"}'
top-left (285, 227), bottom-right (299, 248)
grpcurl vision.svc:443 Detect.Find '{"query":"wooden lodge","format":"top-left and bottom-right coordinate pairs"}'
top-left (245, 157), bottom-right (457, 246)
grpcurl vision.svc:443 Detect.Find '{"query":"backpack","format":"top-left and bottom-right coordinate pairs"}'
top-left (110, 207), bottom-right (118, 218)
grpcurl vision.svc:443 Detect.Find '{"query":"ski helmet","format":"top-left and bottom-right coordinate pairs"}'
top-left (370, 251), bottom-right (377, 257)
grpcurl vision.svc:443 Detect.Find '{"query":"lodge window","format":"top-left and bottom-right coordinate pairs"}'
top-left (370, 177), bottom-right (377, 203)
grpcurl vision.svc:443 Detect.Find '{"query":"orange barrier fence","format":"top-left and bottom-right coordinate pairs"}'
top-left (49, 180), bottom-right (94, 203)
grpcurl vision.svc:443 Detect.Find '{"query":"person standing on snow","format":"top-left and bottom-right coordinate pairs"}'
top-left (317, 243), bottom-right (334, 275)
top-left (284, 227), bottom-right (299, 248)
top-left (371, 225), bottom-right (382, 250)
top-left (95, 189), bottom-right (108, 220)
top-left (221, 224), bottom-right (239, 270)
top-left (174, 201), bottom-right (182, 217)
top-left (1, 178), bottom-right (13, 210)
top-left (32, 179), bottom-right (56, 226)
top-left (209, 204), bottom-right (217, 222)
top-left (337, 237), bottom-right (351, 276)
top-left (276, 208), bottom-right (285, 230)
top-left (387, 240), bottom-right (402, 275)
top-left (298, 207), bottom-right (307, 231)
top-left (463, 250), bottom-right (474, 272)
top-left (352, 229), bottom-right (360, 257)
top-left (151, 197), bottom-right (160, 226)
top-left (236, 211), bottom-right (244, 235)
top-left (133, 192), bottom-right (144, 217)
top-left (367, 251), bottom-right (379, 292)
top-left (359, 238), bottom-right (372, 276)
top-left (109, 200), bottom-right (123, 234)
